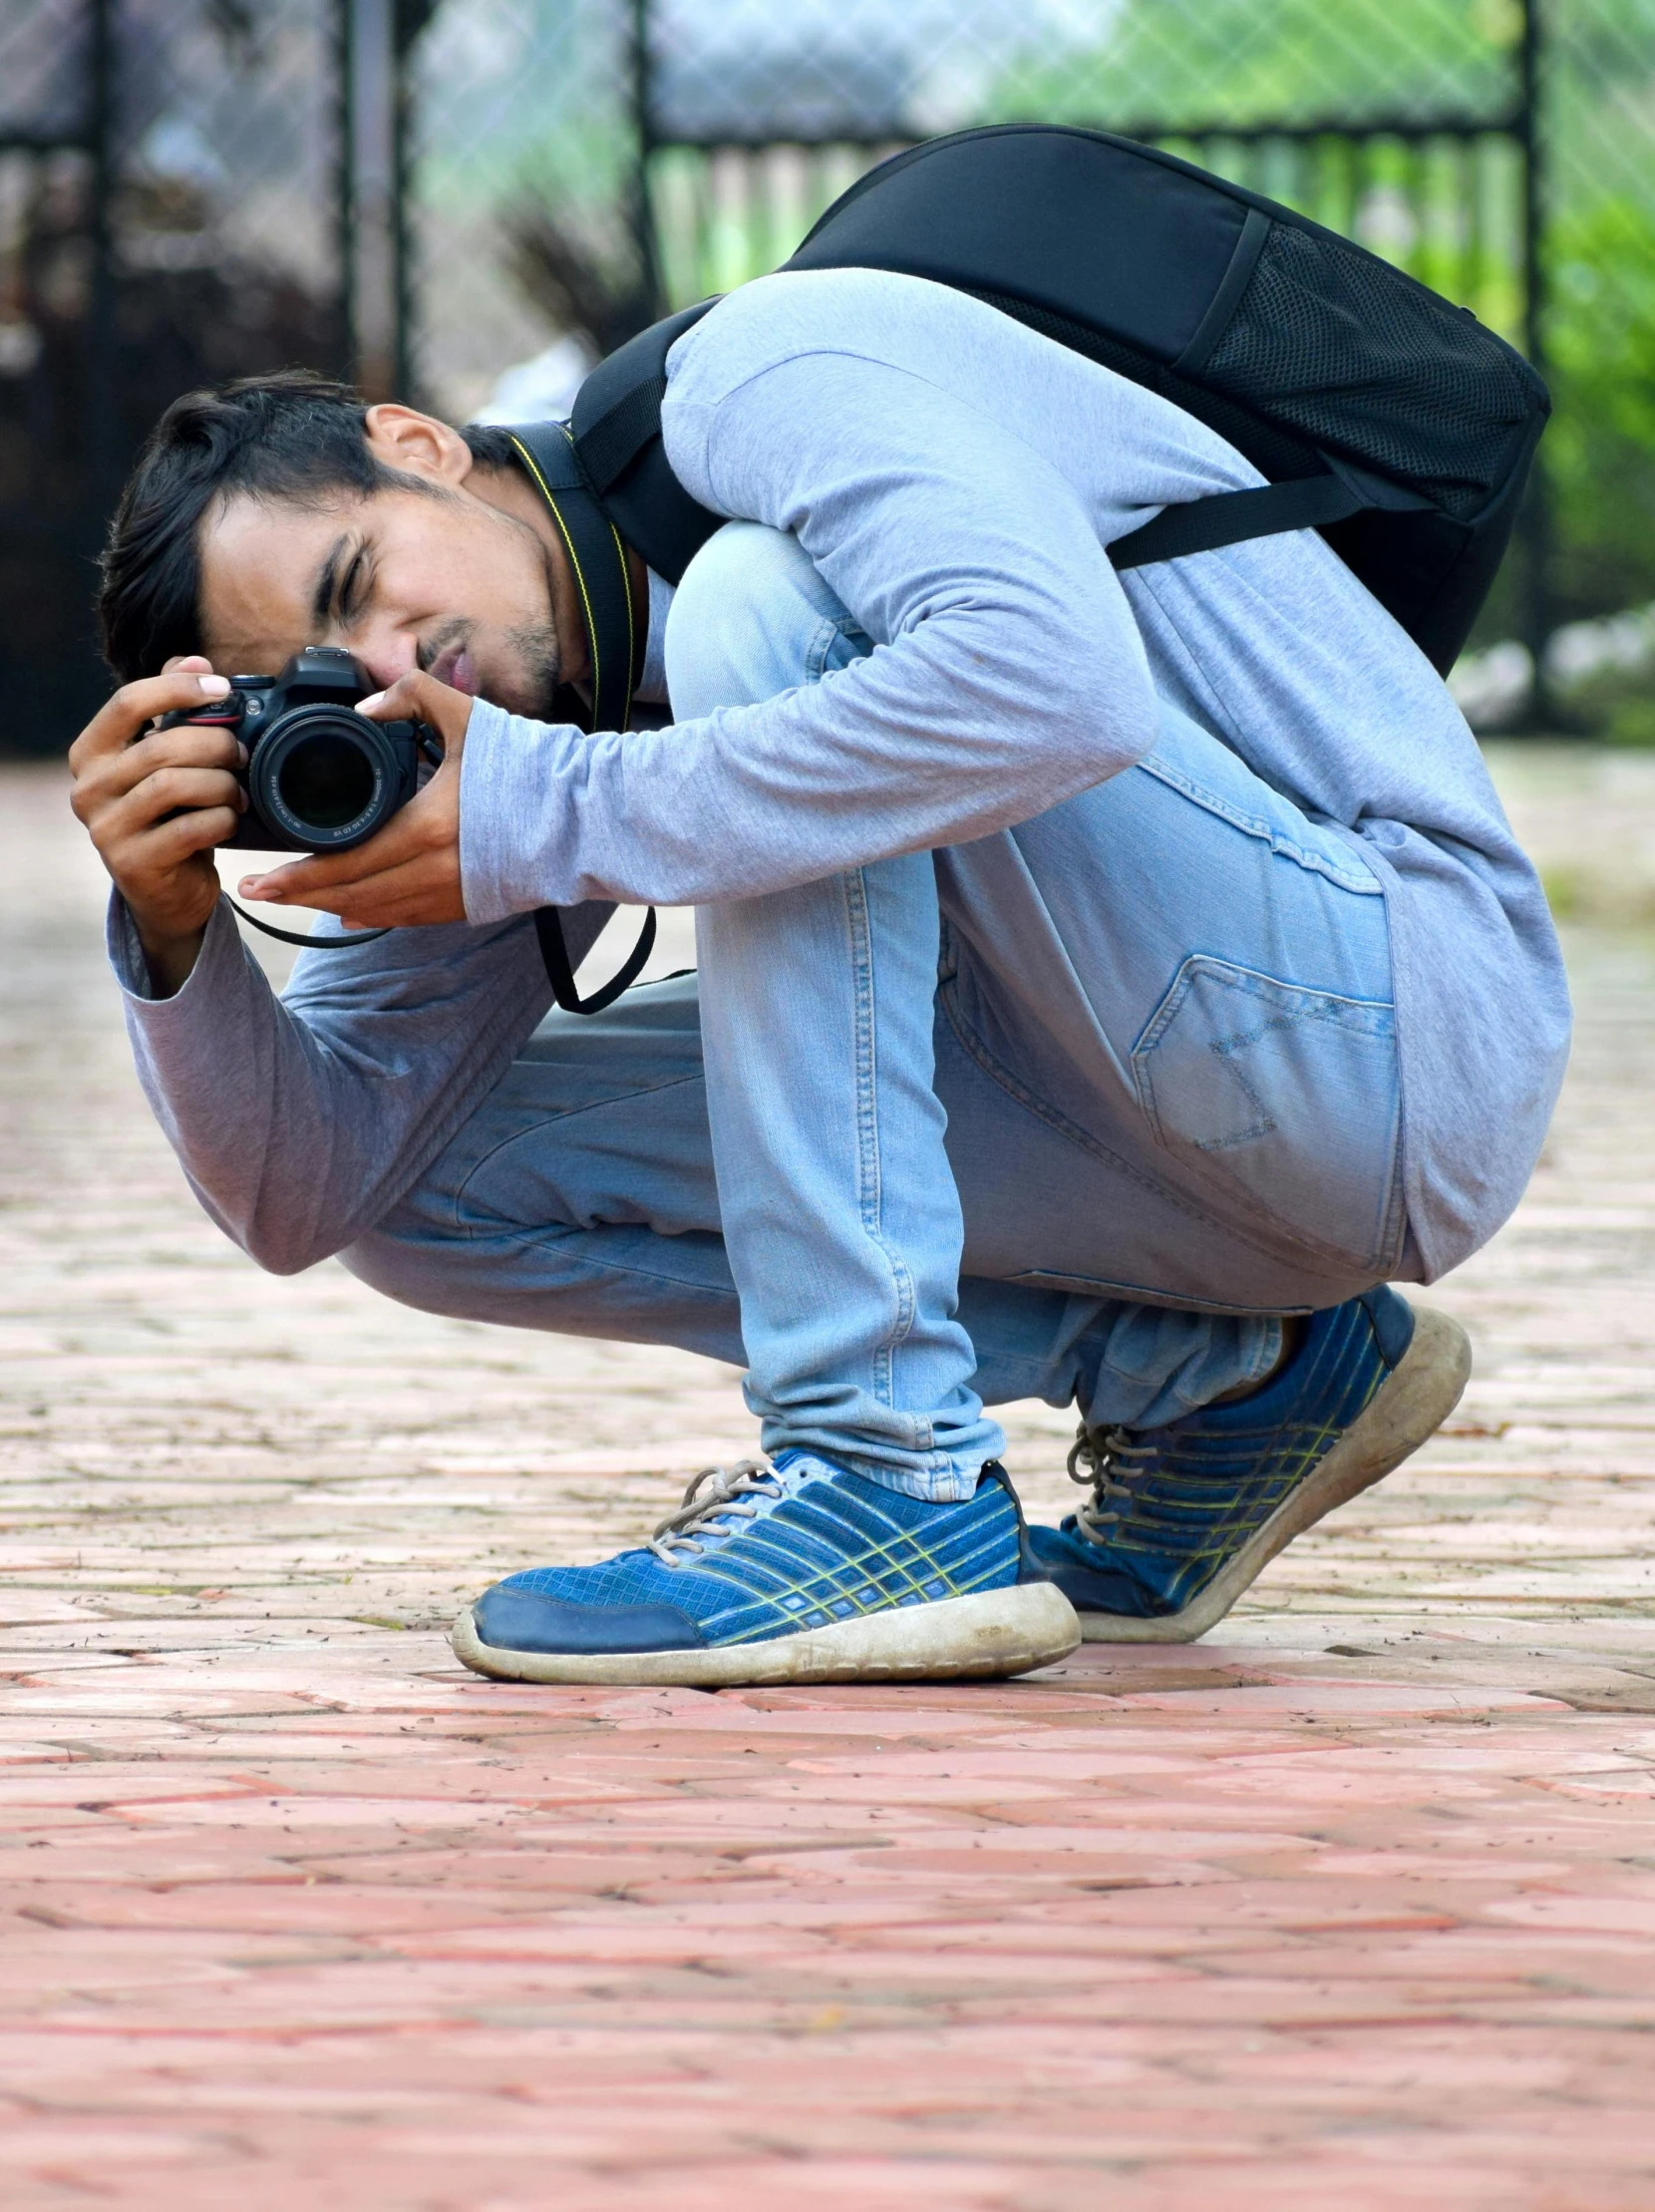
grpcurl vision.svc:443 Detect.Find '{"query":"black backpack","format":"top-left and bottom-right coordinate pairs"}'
top-left (510, 122), bottom-right (1549, 1010)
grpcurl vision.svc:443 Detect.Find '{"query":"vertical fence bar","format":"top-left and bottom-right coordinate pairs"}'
top-left (345, 0), bottom-right (396, 400)
top-left (631, 0), bottom-right (661, 321)
top-left (1517, 0), bottom-right (1557, 721)
top-left (85, 0), bottom-right (118, 531)
top-left (336, 0), bottom-right (356, 381)
top-left (392, 5), bottom-right (415, 403)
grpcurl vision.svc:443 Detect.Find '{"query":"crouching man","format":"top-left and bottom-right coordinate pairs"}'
top-left (67, 268), bottom-right (1569, 1687)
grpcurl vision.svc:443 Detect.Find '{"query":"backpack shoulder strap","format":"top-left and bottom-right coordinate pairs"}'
top-left (1110, 474), bottom-right (1362, 571)
top-left (1110, 460), bottom-right (1432, 572)
top-left (570, 301), bottom-right (725, 583)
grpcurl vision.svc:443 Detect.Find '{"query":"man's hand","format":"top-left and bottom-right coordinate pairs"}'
top-left (236, 671), bottom-right (474, 930)
top-left (68, 654), bottom-right (245, 997)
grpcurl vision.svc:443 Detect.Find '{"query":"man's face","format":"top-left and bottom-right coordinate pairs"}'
top-left (196, 454), bottom-right (567, 720)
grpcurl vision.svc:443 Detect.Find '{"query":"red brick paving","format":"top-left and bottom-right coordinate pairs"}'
top-left (3, 755), bottom-right (1654, 2209)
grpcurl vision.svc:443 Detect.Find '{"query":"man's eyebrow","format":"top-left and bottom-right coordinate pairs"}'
top-left (309, 531), bottom-right (350, 631)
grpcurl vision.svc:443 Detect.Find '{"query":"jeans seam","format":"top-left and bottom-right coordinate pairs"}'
top-left (449, 1072), bottom-right (708, 1238)
top-left (843, 868), bottom-right (923, 1434)
top-left (411, 1217), bottom-right (742, 1302)
top-left (805, 614), bottom-right (844, 684)
top-left (1135, 756), bottom-right (1386, 893)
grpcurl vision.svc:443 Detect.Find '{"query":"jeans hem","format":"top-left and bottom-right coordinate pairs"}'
top-left (832, 1454), bottom-right (987, 1504)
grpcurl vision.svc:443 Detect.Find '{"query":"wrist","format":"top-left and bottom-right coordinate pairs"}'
top-left (134, 913), bottom-right (209, 999)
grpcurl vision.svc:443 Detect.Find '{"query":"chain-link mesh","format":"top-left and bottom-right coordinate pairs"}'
top-left (5, 1), bottom-right (1654, 744)
top-left (1, 0), bottom-right (343, 747)
top-left (1546, 0), bottom-right (1655, 619)
top-left (409, 0), bottom-right (646, 424)
top-left (403, 0), bottom-right (1655, 643)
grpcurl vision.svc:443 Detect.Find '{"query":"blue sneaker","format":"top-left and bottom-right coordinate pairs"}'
top-left (1024, 1290), bottom-right (1471, 1644)
top-left (453, 1454), bottom-right (1079, 1687)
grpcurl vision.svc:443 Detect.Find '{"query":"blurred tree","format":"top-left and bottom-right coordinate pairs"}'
top-left (990, 0), bottom-right (1655, 644)
top-left (1548, 197), bottom-right (1655, 616)
top-left (991, 0), bottom-right (1518, 131)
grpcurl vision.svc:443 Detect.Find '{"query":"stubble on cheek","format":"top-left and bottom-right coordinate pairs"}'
top-left (500, 615), bottom-right (563, 720)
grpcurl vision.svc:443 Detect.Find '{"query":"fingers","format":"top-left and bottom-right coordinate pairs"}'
top-left (94, 725), bottom-right (247, 806)
top-left (136, 803), bottom-right (242, 864)
top-left (239, 819), bottom-right (422, 904)
top-left (103, 765), bottom-right (246, 840)
top-left (239, 764), bottom-right (457, 902)
top-left (71, 727), bottom-right (245, 846)
top-left (358, 668), bottom-right (475, 750)
top-left (69, 670), bottom-right (231, 776)
top-left (249, 849), bottom-right (464, 931)
top-left (237, 766), bottom-right (464, 928)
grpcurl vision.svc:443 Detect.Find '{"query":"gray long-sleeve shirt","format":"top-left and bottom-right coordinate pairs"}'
top-left (112, 268), bottom-right (1569, 1283)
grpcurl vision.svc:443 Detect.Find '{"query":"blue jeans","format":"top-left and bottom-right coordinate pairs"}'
top-left (355, 523), bottom-right (1404, 1502)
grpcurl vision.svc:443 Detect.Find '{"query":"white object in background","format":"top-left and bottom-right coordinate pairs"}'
top-left (1449, 641), bottom-right (1534, 731)
top-left (1544, 602), bottom-right (1655, 690)
top-left (471, 335), bottom-right (597, 426)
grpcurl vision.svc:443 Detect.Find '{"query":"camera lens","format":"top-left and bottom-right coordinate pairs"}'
top-left (249, 705), bottom-right (399, 849)
top-left (276, 733), bottom-right (377, 830)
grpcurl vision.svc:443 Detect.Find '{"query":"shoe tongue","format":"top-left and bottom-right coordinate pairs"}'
top-left (770, 1449), bottom-right (841, 1487)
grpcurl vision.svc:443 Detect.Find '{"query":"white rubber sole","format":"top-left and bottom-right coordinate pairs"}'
top-left (452, 1579), bottom-right (1080, 1688)
top-left (1078, 1303), bottom-right (1474, 1645)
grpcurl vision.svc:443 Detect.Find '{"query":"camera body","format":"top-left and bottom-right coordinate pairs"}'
top-left (161, 646), bottom-right (429, 852)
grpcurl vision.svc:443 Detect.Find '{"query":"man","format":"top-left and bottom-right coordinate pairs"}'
top-left (68, 267), bottom-right (1569, 1688)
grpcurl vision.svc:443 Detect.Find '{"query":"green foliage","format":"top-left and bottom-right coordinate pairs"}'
top-left (991, 0), bottom-right (1520, 132)
top-left (1547, 196), bottom-right (1655, 614)
top-left (1607, 694), bottom-right (1655, 744)
top-left (991, 0), bottom-right (1655, 627)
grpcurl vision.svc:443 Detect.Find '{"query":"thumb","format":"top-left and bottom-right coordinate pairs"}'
top-left (356, 668), bottom-right (475, 751)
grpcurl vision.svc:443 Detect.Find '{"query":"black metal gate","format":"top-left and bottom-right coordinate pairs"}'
top-left (0, 0), bottom-right (346, 751)
top-left (8, 0), bottom-right (1652, 753)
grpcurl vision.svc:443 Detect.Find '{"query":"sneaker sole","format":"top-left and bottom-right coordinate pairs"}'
top-left (1076, 1302), bottom-right (1473, 1645)
top-left (451, 1580), bottom-right (1080, 1688)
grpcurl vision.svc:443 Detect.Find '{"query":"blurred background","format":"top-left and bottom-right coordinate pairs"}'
top-left (2, 0), bottom-right (1653, 754)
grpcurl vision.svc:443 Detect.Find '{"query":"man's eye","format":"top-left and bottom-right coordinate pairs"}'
top-left (340, 552), bottom-right (372, 621)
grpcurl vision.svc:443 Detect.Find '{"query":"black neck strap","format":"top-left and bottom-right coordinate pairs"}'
top-left (505, 422), bottom-right (637, 736)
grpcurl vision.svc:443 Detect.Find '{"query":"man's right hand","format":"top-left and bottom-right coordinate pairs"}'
top-left (68, 655), bottom-right (247, 998)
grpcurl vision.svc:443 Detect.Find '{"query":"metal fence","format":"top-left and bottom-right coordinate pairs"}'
top-left (0, 0), bottom-right (345, 745)
top-left (4, 0), bottom-right (1654, 750)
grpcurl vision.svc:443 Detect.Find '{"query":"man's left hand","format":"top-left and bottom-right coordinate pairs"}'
top-left (237, 671), bottom-right (474, 928)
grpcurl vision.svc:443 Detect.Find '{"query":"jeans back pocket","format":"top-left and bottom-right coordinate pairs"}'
top-left (1132, 956), bottom-right (1405, 1277)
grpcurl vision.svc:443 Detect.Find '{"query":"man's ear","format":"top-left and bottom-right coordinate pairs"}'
top-left (362, 404), bottom-right (475, 487)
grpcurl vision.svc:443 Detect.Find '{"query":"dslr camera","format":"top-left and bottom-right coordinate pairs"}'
top-left (162, 646), bottom-right (437, 852)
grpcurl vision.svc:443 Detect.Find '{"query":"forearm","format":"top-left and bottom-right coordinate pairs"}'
top-left (460, 627), bottom-right (1150, 916)
top-left (460, 336), bottom-right (1158, 918)
top-left (110, 891), bottom-right (610, 1271)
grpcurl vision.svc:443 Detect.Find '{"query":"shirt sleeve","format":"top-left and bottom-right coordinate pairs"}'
top-left (459, 339), bottom-right (1160, 918)
top-left (109, 890), bottom-right (614, 1273)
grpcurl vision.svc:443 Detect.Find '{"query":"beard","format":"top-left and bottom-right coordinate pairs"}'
top-left (499, 613), bottom-right (563, 719)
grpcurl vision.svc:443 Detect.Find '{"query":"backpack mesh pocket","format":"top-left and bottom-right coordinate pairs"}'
top-left (1201, 222), bottom-right (1540, 519)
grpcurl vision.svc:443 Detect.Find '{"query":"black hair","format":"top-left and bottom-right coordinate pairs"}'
top-left (97, 369), bottom-right (514, 682)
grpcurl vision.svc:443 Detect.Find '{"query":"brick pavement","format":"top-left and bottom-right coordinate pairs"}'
top-left (2, 751), bottom-right (1653, 2210)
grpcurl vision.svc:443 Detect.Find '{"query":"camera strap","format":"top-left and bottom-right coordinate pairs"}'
top-left (223, 895), bottom-right (389, 952)
top-left (223, 892), bottom-right (658, 1018)
top-left (500, 423), bottom-right (661, 1019)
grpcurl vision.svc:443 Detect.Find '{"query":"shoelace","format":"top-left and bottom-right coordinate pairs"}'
top-left (646, 1457), bottom-right (784, 1566)
top-left (1067, 1424), bottom-right (1157, 1545)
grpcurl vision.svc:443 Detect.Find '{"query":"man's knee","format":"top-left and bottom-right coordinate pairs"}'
top-left (665, 519), bottom-right (845, 718)
top-left (338, 1199), bottom-right (596, 1331)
